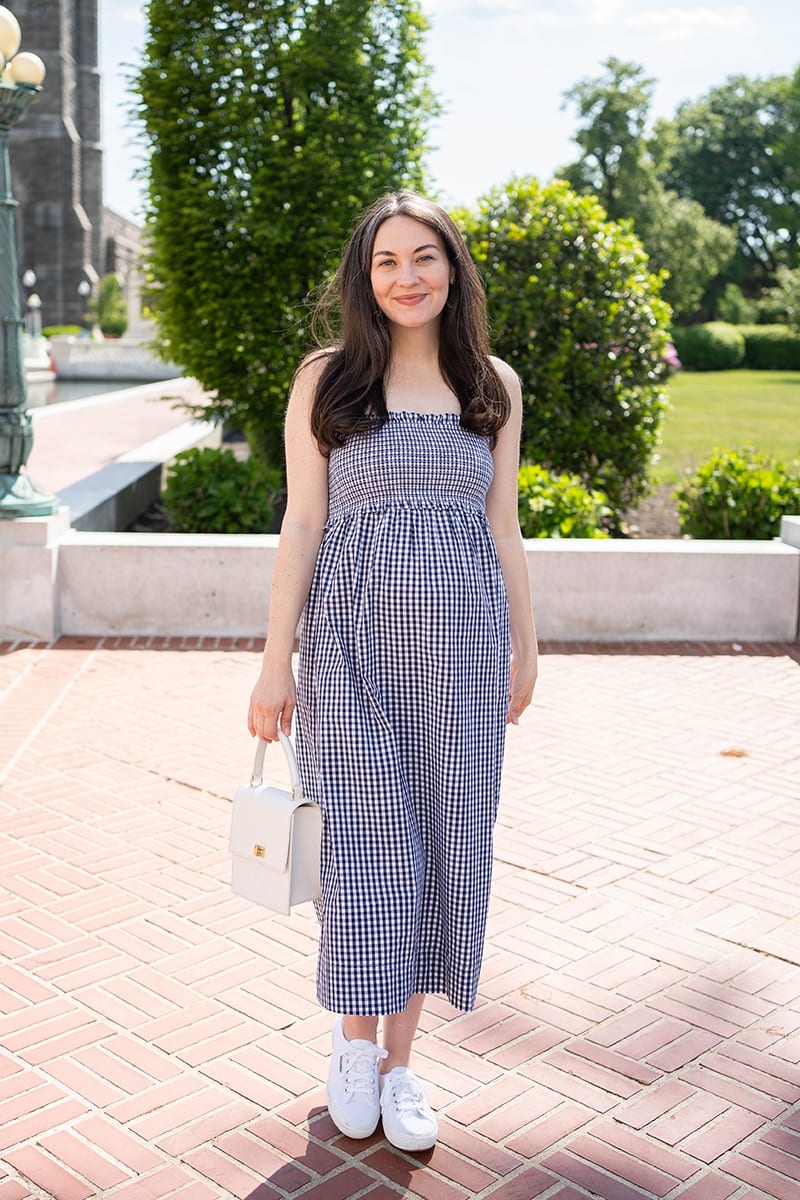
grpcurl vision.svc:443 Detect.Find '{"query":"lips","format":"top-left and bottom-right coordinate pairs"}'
top-left (394, 294), bottom-right (427, 305)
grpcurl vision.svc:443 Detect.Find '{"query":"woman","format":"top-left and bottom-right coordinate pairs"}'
top-left (248, 190), bottom-right (537, 1152)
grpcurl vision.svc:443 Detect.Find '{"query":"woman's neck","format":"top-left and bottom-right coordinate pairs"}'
top-left (388, 322), bottom-right (441, 369)
top-left (385, 326), bottom-right (458, 411)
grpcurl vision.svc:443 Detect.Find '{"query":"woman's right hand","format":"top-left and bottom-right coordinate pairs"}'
top-left (247, 663), bottom-right (297, 742)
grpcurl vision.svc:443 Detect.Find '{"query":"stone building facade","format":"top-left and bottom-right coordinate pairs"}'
top-left (8, 0), bottom-right (143, 329)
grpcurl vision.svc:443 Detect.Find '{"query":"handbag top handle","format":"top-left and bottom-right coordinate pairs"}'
top-left (250, 730), bottom-right (304, 797)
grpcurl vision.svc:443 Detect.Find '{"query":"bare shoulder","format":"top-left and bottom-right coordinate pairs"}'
top-left (289, 348), bottom-right (335, 413)
top-left (294, 348), bottom-right (334, 390)
top-left (489, 355), bottom-right (522, 408)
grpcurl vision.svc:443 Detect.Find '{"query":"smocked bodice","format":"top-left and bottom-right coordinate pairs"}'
top-left (325, 411), bottom-right (494, 521)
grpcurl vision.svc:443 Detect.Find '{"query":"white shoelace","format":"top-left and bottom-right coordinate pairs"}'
top-left (387, 1072), bottom-right (428, 1116)
top-left (341, 1044), bottom-right (388, 1098)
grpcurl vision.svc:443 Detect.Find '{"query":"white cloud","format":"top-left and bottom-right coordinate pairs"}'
top-left (624, 4), bottom-right (754, 38)
top-left (424, 0), bottom-right (755, 37)
top-left (424, 0), bottom-right (573, 24)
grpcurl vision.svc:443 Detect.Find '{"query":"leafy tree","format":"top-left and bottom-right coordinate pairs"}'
top-left (460, 178), bottom-right (671, 521)
top-left (656, 71), bottom-right (800, 285)
top-left (774, 266), bottom-right (800, 331)
top-left (89, 274), bottom-right (128, 337)
top-left (560, 58), bottom-right (734, 322)
top-left (628, 189), bottom-right (735, 322)
top-left (134, 0), bottom-right (438, 463)
top-left (560, 57), bottom-right (656, 219)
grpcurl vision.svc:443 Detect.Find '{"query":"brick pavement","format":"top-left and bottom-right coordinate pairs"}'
top-left (0, 636), bottom-right (798, 1200)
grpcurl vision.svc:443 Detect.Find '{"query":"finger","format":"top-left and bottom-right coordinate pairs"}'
top-left (253, 709), bottom-right (279, 742)
top-left (280, 700), bottom-right (296, 737)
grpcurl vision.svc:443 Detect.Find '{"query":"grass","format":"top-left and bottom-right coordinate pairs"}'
top-left (653, 370), bottom-right (800, 484)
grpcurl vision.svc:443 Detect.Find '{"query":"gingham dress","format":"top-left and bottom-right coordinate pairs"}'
top-left (296, 410), bottom-right (510, 1015)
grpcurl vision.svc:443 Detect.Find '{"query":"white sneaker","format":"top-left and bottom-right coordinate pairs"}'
top-left (379, 1066), bottom-right (438, 1151)
top-left (326, 1016), bottom-right (388, 1139)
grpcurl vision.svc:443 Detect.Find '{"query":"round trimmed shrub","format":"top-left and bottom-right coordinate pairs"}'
top-left (675, 447), bottom-right (800, 539)
top-left (163, 446), bottom-right (283, 534)
top-left (517, 464), bottom-right (611, 538)
top-left (670, 323), bottom-right (745, 371)
top-left (459, 177), bottom-right (671, 523)
top-left (740, 325), bottom-right (800, 370)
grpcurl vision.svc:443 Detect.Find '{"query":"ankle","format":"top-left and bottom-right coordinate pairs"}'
top-left (380, 1055), bottom-right (411, 1075)
top-left (342, 1015), bottom-right (379, 1043)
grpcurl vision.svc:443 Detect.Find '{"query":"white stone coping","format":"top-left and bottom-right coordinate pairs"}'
top-left (3, 514), bottom-right (799, 643)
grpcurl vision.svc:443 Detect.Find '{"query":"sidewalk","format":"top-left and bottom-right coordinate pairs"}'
top-left (0, 636), bottom-right (799, 1199)
top-left (27, 380), bottom-right (209, 495)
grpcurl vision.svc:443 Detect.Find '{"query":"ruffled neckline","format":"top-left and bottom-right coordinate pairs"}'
top-left (385, 410), bottom-right (461, 420)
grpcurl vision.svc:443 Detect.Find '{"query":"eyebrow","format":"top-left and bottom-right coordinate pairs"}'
top-left (372, 243), bottom-right (440, 259)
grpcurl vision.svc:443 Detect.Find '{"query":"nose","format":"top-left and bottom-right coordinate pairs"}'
top-left (397, 259), bottom-right (420, 286)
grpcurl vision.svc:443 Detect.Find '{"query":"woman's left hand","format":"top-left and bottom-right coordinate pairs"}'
top-left (507, 655), bottom-right (537, 726)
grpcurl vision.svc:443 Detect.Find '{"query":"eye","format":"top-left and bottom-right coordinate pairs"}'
top-left (376, 258), bottom-right (396, 268)
top-left (417, 254), bottom-right (435, 263)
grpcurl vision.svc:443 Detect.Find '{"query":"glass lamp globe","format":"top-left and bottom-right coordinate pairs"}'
top-left (0, 6), bottom-right (21, 61)
top-left (7, 51), bottom-right (46, 86)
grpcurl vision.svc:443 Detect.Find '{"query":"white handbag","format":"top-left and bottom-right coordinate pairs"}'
top-left (229, 732), bottom-right (321, 915)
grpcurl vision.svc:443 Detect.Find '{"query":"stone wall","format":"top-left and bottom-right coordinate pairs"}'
top-left (8, 0), bottom-right (142, 328)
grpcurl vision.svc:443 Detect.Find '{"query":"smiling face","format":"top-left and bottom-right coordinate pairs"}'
top-left (370, 215), bottom-right (454, 333)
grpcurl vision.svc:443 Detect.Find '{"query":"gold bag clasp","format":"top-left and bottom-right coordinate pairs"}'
top-left (253, 844), bottom-right (266, 858)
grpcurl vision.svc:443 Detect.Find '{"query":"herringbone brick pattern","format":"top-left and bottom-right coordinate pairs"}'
top-left (0, 636), bottom-right (798, 1199)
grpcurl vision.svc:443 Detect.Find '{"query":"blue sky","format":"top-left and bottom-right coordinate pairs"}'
top-left (99, 0), bottom-right (800, 222)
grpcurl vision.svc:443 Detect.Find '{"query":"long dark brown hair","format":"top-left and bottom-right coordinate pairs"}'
top-left (305, 190), bottom-right (510, 453)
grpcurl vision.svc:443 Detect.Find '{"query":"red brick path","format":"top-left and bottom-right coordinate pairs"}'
top-left (0, 637), bottom-right (799, 1199)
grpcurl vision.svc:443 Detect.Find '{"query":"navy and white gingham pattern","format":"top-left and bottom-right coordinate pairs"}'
top-left (296, 412), bottom-right (510, 1015)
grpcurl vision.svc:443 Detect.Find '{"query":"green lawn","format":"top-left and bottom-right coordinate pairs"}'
top-left (655, 370), bottom-right (800, 483)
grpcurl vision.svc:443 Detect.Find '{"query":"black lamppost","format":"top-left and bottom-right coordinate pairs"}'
top-left (0, 4), bottom-right (57, 517)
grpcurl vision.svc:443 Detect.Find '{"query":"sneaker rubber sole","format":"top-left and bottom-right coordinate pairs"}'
top-left (326, 1084), bottom-right (381, 1140)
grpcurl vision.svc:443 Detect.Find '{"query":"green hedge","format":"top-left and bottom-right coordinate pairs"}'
top-left (739, 325), bottom-right (800, 370)
top-left (675, 446), bottom-right (800, 539)
top-left (671, 323), bottom-right (745, 371)
top-left (671, 322), bottom-right (800, 370)
top-left (517, 464), bottom-right (611, 538)
top-left (42, 325), bottom-right (83, 338)
top-left (163, 447), bottom-right (283, 534)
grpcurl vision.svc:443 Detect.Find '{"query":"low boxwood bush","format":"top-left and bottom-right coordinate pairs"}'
top-left (518, 464), bottom-right (611, 538)
top-left (163, 446), bottom-right (283, 534)
top-left (671, 323), bottom-right (745, 371)
top-left (42, 325), bottom-right (83, 337)
top-left (675, 447), bottom-right (800, 539)
top-left (739, 325), bottom-right (800, 370)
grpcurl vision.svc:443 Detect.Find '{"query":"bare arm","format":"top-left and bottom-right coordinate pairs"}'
top-left (485, 358), bottom-right (538, 725)
top-left (247, 358), bottom-right (330, 740)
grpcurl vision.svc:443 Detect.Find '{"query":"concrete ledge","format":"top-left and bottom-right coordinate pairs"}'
top-left (57, 419), bottom-right (219, 531)
top-left (526, 538), bottom-right (799, 641)
top-left (58, 533), bottom-right (278, 637)
top-left (782, 515), bottom-right (800, 551)
top-left (49, 528), bottom-right (800, 642)
top-left (0, 509), bottom-right (71, 641)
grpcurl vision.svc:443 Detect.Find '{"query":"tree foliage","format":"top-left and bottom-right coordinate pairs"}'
top-left (460, 177), bottom-right (671, 520)
top-left (560, 58), bottom-right (735, 322)
top-left (560, 57), bottom-right (656, 219)
top-left (89, 275), bottom-right (128, 337)
top-left (134, 0), bottom-right (439, 462)
top-left (656, 69), bottom-right (800, 285)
